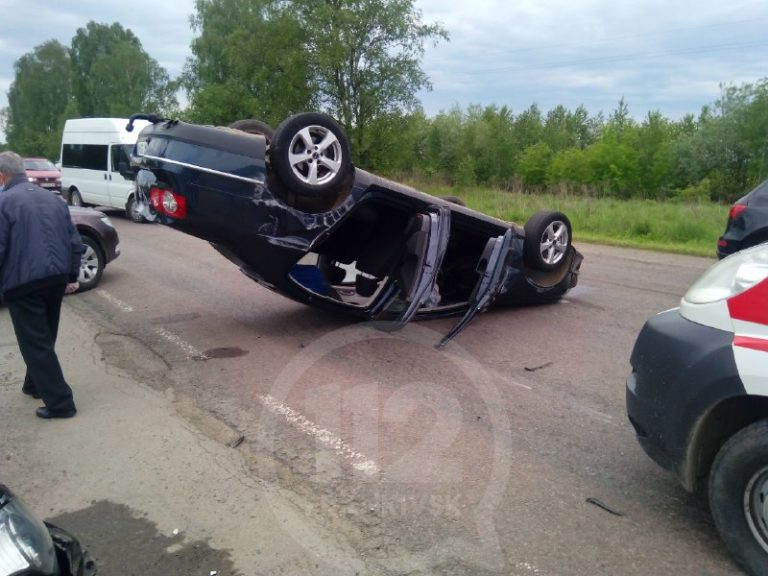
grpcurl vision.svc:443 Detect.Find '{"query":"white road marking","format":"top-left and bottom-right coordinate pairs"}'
top-left (96, 290), bottom-right (134, 312)
top-left (154, 327), bottom-right (208, 360)
top-left (258, 394), bottom-right (380, 475)
top-left (572, 404), bottom-right (614, 424)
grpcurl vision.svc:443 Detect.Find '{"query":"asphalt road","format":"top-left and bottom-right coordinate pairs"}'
top-left (44, 213), bottom-right (742, 575)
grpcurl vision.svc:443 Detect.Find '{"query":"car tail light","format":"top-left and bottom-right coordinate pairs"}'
top-left (728, 203), bottom-right (747, 221)
top-left (148, 186), bottom-right (187, 219)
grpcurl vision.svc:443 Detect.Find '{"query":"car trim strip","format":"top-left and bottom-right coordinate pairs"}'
top-left (734, 335), bottom-right (768, 353)
top-left (140, 154), bottom-right (266, 186)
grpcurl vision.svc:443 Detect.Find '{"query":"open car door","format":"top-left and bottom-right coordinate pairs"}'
top-left (373, 205), bottom-right (451, 328)
top-left (438, 229), bottom-right (515, 348)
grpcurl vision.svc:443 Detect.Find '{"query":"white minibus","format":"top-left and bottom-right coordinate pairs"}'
top-left (60, 118), bottom-right (150, 221)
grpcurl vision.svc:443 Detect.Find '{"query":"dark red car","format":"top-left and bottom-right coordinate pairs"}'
top-left (23, 157), bottom-right (61, 194)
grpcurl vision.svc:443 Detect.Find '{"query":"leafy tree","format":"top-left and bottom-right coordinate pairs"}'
top-left (635, 111), bottom-right (674, 198)
top-left (454, 155), bottom-right (477, 187)
top-left (424, 106), bottom-right (464, 178)
top-left (288, 0), bottom-right (448, 161)
top-left (70, 21), bottom-right (176, 117)
top-left (362, 109), bottom-right (429, 173)
top-left (702, 80), bottom-right (768, 199)
top-left (478, 105), bottom-right (516, 185)
top-left (513, 104), bottom-right (544, 150)
top-left (88, 41), bottom-right (178, 116)
top-left (542, 105), bottom-right (573, 152)
top-left (185, 0), bottom-right (315, 125)
top-left (517, 142), bottom-right (552, 186)
top-left (5, 40), bottom-right (72, 158)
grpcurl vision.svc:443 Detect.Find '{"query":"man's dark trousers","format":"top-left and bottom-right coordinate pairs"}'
top-left (7, 283), bottom-right (76, 413)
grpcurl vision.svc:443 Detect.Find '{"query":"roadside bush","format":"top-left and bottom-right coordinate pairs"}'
top-left (454, 155), bottom-right (477, 188)
top-left (675, 178), bottom-right (712, 202)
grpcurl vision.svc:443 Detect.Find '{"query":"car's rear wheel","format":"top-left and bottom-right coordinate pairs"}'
top-left (70, 188), bottom-right (83, 207)
top-left (271, 112), bottom-right (352, 209)
top-left (523, 210), bottom-right (572, 271)
top-left (229, 119), bottom-right (274, 146)
top-left (78, 235), bottom-right (104, 292)
top-left (709, 419), bottom-right (768, 576)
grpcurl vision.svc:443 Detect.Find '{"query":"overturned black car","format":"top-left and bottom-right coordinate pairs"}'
top-left (128, 112), bottom-right (582, 346)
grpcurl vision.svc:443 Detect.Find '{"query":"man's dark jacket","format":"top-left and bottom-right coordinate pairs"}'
top-left (0, 175), bottom-right (83, 300)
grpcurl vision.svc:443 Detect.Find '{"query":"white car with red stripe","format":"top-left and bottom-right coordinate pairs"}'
top-left (627, 243), bottom-right (768, 576)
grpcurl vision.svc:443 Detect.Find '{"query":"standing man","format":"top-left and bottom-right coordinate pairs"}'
top-left (0, 151), bottom-right (83, 419)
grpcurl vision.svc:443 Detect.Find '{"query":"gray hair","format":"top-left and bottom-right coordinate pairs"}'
top-left (0, 151), bottom-right (25, 177)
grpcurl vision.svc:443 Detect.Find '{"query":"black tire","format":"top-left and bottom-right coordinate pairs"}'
top-left (70, 188), bottom-right (84, 207)
top-left (523, 210), bottom-right (572, 271)
top-left (440, 195), bottom-right (466, 207)
top-left (709, 419), bottom-right (768, 576)
top-left (229, 119), bottom-right (274, 146)
top-left (271, 112), bottom-right (352, 201)
top-left (77, 235), bottom-right (104, 292)
top-left (125, 195), bottom-right (147, 223)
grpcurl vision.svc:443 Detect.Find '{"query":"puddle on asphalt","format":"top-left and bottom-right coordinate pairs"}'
top-left (50, 501), bottom-right (237, 576)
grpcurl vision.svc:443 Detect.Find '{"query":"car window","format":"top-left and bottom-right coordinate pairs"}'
top-left (110, 144), bottom-right (133, 171)
top-left (62, 144), bottom-right (108, 170)
top-left (24, 159), bottom-right (57, 171)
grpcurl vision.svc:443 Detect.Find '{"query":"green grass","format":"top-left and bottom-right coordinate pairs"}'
top-left (413, 183), bottom-right (728, 257)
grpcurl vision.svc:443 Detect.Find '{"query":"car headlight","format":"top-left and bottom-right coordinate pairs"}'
top-left (100, 216), bottom-right (113, 228)
top-left (0, 486), bottom-right (58, 575)
top-left (685, 243), bottom-right (768, 304)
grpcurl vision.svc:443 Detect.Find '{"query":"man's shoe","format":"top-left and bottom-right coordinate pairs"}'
top-left (35, 406), bottom-right (77, 419)
top-left (22, 388), bottom-right (41, 399)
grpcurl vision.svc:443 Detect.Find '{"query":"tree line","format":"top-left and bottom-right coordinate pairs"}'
top-left (376, 84), bottom-right (768, 203)
top-left (3, 0), bottom-right (767, 203)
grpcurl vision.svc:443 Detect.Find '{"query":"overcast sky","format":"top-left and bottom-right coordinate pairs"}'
top-left (1, 0), bottom-right (767, 137)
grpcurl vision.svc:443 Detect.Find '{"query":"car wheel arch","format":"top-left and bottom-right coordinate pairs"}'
top-left (76, 227), bottom-right (103, 250)
top-left (682, 394), bottom-right (768, 492)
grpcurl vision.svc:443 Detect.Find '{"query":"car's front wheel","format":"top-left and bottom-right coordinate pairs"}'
top-left (523, 210), bottom-right (572, 271)
top-left (77, 236), bottom-right (104, 292)
top-left (270, 112), bottom-right (352, 210)
top-left (125, 195), bottom-right (147, 223)
top-left (709, 419), bottom-right (768, 576)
